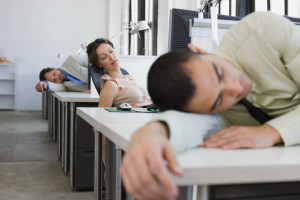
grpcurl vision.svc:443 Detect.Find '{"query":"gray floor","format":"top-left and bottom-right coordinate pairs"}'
top-left (0, 111), bottom-right (93, 200)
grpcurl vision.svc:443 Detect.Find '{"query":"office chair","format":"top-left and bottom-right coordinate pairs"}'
top-left (89, 65), bottom-right (129, 94)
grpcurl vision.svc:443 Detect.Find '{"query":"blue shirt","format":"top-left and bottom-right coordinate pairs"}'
top-left (60, 69), bottom-right (85, 85)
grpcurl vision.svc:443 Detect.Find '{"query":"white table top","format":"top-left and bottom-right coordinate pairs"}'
top-left (53, 92), bottom-right (99, 102)
top-left (77, 107), bottom-right (300, 186)
top-left (77, 107), bottom-right (159, 123)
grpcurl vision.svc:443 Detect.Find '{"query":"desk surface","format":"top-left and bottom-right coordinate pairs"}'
top-left (53, 92), bottom-right (99, 102)
top-left (77, 107), bottom-right (300, 186)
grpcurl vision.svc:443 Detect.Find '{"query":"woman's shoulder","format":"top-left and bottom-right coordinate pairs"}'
top-left (102, 78), bottom-right (118, 89)
top-left (124, 74), bottom-right (134, 80)
top-left (101, 73), bottom-right (112, 80)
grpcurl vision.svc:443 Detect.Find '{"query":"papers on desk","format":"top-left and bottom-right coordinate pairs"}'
top-left (105, 108), bottom-right (159, 113)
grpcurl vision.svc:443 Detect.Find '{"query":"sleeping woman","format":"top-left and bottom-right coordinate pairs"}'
top-left (86, 38), bottom-right (152, 108)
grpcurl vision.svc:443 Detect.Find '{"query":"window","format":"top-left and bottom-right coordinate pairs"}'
top-left (255, 0), bottom-right (267, 12)
top-left (288, 0), bottom-right (300, 17)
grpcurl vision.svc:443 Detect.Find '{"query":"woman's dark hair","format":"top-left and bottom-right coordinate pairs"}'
top-left (86, 38), bottom-right (114, 68)
top-left (147, 50), bottom-right (199, 111)
top-left (39, 67), bottom-right (54, 81)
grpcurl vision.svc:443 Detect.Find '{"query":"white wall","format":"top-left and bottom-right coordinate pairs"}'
top-left (0, 0), bottom-right (108, 110)
top-left (118, 55), bottom-right (157, 93)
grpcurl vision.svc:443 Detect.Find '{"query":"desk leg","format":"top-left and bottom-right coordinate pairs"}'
top-left (106, 138), bottom-right (122, 200)
top-left (61, 102), bottom-right (65, 169)
top-left (197, 185), bottom-right (209, 200)
top-left (57, 101), bottom-right (61, 161)
top-left (69, 102), bottom-right (75, 188)
top-left (177, 185), bottom-right (209, 200)
top-left (64, 102), bottom-right (69, 175)
top-left (48, 93), bottom-right (52, 136)
top-left (42, 91), bottom-right (47, 119)
top-left (52, 95), bottom-right (56, 141)
top-left (94, 129), bottom-right (102, 200)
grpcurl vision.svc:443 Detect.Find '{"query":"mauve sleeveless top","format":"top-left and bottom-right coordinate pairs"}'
top-left (100, 74), bottom-right (152, 108)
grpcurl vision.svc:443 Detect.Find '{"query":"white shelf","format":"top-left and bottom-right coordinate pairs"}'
top-left (0, 63), bottom-right (15, 66)
top-left (0, 63), bottom-right (16, 109)
top-left (0, 93), bottom-right (15, 95)
top-left (0, 78), bottom-right (15, 81)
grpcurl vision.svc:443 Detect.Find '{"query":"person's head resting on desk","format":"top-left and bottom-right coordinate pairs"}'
top-left (39, 67), bottom-right (66, 83)
top-left (147, 50), bottom-right (252, 114)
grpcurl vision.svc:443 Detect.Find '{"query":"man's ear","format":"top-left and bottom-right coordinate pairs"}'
top-left (188, 43), bottom-right (208, 54)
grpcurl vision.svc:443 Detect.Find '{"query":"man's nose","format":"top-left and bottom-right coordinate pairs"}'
top-left (223, 80), bottom-right (242, 97)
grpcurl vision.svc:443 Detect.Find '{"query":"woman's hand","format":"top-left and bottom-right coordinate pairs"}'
top-left (120, 121), bottom-right (182, 200)
top-left (202, 124), bottom-right (283, 149)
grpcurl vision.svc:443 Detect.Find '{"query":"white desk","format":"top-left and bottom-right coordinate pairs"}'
top-left (52, 92), bottom-right (99, 189)
top-left (77, 107), bottom-right (300, 200)
top-left (77, 107), bottom-right (159, 199)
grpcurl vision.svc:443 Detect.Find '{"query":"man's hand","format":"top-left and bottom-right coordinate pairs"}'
top-left (120, 121), bottom-right (182, 200)
top-left (187, 43), bottom-right (207, 54)
top-left (35, 81), bottom-right (48, 92)
top-left (202, 124), bottom-right (283, 149)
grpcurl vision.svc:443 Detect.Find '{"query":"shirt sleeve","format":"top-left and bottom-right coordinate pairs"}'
top-left (267, 105), bottom-right (300, 146)
top-left (258, 12), bottom-right (300, 86)
top-left (258, 12), bottom-right (300, 146)
top-left (47, 82), bottom-right (67, 92)
top-left (156, 110), bottom-right (226, 154)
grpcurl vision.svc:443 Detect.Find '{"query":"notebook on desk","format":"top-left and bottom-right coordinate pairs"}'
top-left (105, 108), bottom-right (159, 113)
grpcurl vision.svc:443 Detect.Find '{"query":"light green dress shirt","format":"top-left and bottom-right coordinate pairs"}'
top-left (159, 11), bottom-right (300, 154)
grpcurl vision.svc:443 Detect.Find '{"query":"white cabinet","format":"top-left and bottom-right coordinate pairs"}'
top-left (0, 63), bottom-right (16, 109)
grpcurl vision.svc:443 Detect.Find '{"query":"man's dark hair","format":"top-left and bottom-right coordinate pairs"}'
top-left (147, 50), bottom-right (199, 111)
top-left (39, 67), bottom-right (54, 81)
top-left (86, 38), bottom-right (114, 68)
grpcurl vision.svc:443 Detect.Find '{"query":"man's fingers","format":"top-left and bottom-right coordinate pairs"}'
top-left (149, 147), bottom-right (178, 200)
top-left (221, 140), bottom-right (253, 149)
top-left (187, 43), bottom-right (208, 53)
top-left (163, 144), bottom-right (182, 176)
top-left (121, 147), bottom-right (171, 200)
top-left (188, 43), bottom-right (197, 52)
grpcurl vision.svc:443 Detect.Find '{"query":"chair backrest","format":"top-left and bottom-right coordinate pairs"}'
top-left (90, 65), bottom-right (129, 94)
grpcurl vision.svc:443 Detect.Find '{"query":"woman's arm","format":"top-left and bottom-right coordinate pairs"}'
top-left (98, 80), bottom-right (121, 107)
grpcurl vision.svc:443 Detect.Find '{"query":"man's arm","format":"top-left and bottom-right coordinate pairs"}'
top-left (120, 121), bottom-right (181, 200)
top-left (35, 81), bottom-right (48, 92)
top-left (46, 82), bottom-right (67, 92)
top-left (120, 110), bottom-right (225, 200)
top-left (35, 80), bottom-right (67, 92)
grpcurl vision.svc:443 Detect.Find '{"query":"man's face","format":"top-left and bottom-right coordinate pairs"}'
top-left (44, 69), bottom-right (65, 83)
top-left (183, 54), bottom-right (252, 114)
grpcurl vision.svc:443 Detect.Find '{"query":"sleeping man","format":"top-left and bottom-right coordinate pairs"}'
top-left (35, 54), bottom-right (89, 92)
top-left (120, 11), bottom-right (300, 200)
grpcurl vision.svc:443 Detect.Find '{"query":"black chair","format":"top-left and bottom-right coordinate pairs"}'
top-left (89, 65), bottom-right (129, 94)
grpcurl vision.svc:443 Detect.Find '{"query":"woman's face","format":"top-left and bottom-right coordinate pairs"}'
top-left (96, 43), bottom-right (119, 71)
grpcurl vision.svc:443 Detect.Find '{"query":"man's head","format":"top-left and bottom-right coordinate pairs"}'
top-left (147, 50), bottom-right (252, 113)
top-left (39, 67), bottom-right (65, 83)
